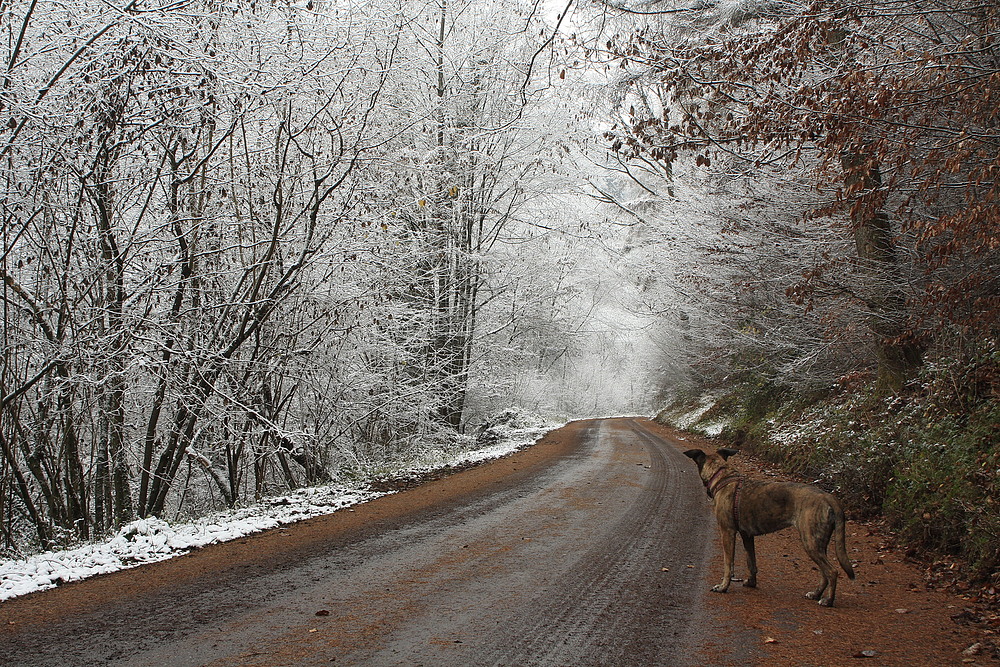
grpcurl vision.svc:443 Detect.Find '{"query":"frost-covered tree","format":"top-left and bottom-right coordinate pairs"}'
top-left (0, 0), bottom-right (604, 554)
top-left (593, 0), bottom-right (999, 394)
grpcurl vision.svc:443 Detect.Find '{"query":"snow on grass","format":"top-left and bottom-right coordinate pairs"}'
top-left (697, 419), bottom-right (727, 437)
top-left (658, 395), bottom-right (727, 436)
top-left (671, 395), bottom-right (718, 430)
top-left (0, 418), bottom-right (556, 603)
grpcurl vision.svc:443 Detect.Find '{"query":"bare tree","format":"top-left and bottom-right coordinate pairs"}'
top-left (0, 0), bottom-right (591, 554)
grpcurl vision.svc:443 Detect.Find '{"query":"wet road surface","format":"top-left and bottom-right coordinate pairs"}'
top-left (1, 418), bottom-right (739, 666)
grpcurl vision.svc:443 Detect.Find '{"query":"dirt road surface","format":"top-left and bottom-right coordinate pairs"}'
top-left (1, 418), bottom-right (991, 666)
top-left (0, 418), bottom-right (748, 667)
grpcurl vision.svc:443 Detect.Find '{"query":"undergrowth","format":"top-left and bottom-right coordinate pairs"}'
top-left (659, 341), bottom-right (1000, 584)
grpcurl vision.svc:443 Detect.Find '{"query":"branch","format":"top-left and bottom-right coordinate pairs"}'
top-left (186, 444), bottom-right (234, 508)
top-left (599, 0), bottom-right (697, 16)
top-left (521, 0), bottom-right (575, 104)
top-left (0, 0), bottom-right (140, 160)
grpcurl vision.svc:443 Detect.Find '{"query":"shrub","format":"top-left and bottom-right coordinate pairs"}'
top-left (677, 342), bottom-right (1000, 583)
top-left (885, 405), bottom-right (1000, 579)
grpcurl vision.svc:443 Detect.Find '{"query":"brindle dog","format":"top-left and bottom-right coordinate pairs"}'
top-left (683, 447), bottom-right (856, 606)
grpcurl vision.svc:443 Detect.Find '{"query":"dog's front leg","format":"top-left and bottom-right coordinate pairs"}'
top-left (712, 529), bottom-right (736, 593)
top-left (740, 532), bottom-right (757, 588)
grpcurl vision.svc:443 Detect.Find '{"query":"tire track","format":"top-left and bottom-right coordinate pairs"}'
top-left (484, 418), bottom-right (717, 667)
top-left (1, 418), bottom-right (741, 667)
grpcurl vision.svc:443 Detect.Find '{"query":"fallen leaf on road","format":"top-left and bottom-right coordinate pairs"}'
top-left (853, 649), bottom-right (878, 658)
top-left (764, 637), bottom-right (778, 644)
top-left (963, 642), bottom-right (982, 656)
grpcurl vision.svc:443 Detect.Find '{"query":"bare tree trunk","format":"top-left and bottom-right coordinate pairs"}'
top-left (138, 152), bottom-right (194, 515)
top-left (89, 133), bottom-right (134, 530)
top-left (0, 431), bottom-right (51, 547)
top-left (841, 151), bottom-right (922, 392)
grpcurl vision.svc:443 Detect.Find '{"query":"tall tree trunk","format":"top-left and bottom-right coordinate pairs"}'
top-left (91, 140), bottom-right (134, 529)
top-left (841, 151), bottom-right (923, 392)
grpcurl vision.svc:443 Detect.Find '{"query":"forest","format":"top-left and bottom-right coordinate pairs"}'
top-left (1, 0), bottom-right (998, 581)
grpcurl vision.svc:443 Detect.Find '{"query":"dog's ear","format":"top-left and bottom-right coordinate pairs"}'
top-left (717, 447), bottom-right (739, 460)
top-left (683, 449), bottom-right (706, 466)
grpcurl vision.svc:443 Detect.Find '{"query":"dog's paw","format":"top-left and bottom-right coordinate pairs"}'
top-left (742, 579), bottom-right (757, 589)
top-left (805, 591), bottom-right (835, 606)
top-left (710, 584), bottom-right (729, 593)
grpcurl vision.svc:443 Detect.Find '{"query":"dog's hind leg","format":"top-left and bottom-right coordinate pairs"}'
top-left (712, 529), bottom-right (736, 593)
top-left (740, 532), bottom-right (758, 588)
top-left (801, 527), bottom-right (838, 606)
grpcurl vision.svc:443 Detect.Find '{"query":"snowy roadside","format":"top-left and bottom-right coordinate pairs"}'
top-left (657, 395), bottom-right (728, 438)
top-left (0, 420), bottom-right (558, 603)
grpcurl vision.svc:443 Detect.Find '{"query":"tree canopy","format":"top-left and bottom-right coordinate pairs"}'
top-left (602, 0), bottom-right (999, 391)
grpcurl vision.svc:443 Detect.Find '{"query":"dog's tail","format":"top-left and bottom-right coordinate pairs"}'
top-left (833, 501), bottom-right (856, 580)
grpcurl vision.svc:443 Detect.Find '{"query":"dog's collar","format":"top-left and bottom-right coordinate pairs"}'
top-left (703, 468), bottom-right (739, 499)
top-left (704, 467), bottom-right (726, 489)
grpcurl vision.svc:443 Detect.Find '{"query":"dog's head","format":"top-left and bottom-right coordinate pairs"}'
top-left (683, 447), bottom-right (738, 484)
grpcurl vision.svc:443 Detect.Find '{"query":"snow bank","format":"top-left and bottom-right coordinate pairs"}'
top-left (0, 420), bottom-right (554, 603)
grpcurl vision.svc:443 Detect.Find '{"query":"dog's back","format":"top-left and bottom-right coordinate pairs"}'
top-left (742, 478), bottom-right (855, 579)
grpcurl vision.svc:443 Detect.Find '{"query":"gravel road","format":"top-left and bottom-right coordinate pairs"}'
top-left (1, 418), bottom-right (750, 667)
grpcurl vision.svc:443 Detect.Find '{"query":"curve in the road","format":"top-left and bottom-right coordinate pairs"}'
top-left (1, 418), bottom-right (750, 667)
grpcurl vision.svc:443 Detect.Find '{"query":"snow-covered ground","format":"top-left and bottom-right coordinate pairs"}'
top-left (671, 395), bottom-right (718, 430)
top-left (658, 395), bottom-right (729, 437)
top-left (0, 419), bottom-right (558, 603)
